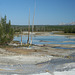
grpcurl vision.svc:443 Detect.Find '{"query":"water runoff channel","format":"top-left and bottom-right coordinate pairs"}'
top-left (13, 34), bottom-right (75, 49)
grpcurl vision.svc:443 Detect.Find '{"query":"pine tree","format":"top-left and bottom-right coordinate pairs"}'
top-left (0, 15), bottom-right (14, 45)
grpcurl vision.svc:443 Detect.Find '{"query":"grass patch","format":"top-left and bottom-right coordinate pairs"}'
top-left (0, 44), bottom-right (13, 48)
top-left (54, 33), bottom-right (75, 35)
top-left (11, 41), bottom-right (20, 44)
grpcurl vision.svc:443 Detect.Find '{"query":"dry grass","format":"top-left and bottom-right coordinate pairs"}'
top-left (4, 47), bottom-right (42, 55)
top-left (54, 33), bottom-right (75, 35)
top-left (5, 48), bottom-right (32, 55)
top-left (0, 69), bottom-right (4, 71)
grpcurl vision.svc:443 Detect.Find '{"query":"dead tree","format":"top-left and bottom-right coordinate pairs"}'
top-left (31, 1), bottom-right (36, 44)
top-left (27, 8), bottom-right (30, 44)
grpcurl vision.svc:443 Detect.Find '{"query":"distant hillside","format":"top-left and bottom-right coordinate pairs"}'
top-left (59, 22), bottom-right (75, 25)
top-left (69, 22), bottom-right (75, 25)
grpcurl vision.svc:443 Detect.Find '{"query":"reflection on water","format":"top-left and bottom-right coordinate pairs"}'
top-left (13, 35), bottom-right (75, 45)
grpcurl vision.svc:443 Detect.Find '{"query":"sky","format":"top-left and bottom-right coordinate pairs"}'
top-left (0, 0), bottom-right (75, 25)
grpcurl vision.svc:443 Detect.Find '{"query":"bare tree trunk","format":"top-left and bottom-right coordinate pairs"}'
top-left (21, 29), bottom-right (22, 46)
top-left (27, 8), bottom-right (30, 44)
top-left (31, 1), bottom-right (36, 44)
top-left (21, 34), bottom-right (22, 46)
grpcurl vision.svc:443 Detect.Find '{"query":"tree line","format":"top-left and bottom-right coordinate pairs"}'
top-left (12, 25), bottom-right (75, 33)
top-left (0, 15), bottom-right (14, 45)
